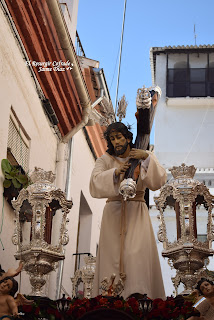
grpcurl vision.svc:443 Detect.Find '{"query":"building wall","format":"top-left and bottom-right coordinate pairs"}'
top-left (59, 0), bottom-right (79, 44)
top-left (152, 49), bottom-right (214, 296)
top-left (47, 129), bottom-right (105, 299)
top-left (150, 208), bottom-right (176, 296)
top-left (155, 52), bottom-right (214, 168)
top-left (0, 6), bottom-right (58, 294)
top-left (0, 0), bottom-right (109, 301)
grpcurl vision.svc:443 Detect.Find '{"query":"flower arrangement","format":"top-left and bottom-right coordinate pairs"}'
top-left (66, 295), bottom-right (142, 319)
top-left (20, 297), bottom-right (60, 320)
top-left (18, 295), bottom-right (197, 320)
top-left (147, 296), bottom-right (195, 320)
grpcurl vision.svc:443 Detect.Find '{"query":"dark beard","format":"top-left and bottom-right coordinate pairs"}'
top-left (114, 141), bottom-right (129, 156)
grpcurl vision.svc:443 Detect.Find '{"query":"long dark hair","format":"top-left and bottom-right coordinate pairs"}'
top-left (104, 122), bottom-right (134, 155)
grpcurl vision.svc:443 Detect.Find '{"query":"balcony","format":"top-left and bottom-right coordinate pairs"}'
top-left (75, 31), bottom-right (86, 57)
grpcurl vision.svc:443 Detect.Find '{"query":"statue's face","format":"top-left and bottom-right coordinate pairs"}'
top-left (0, 279), bottom-right (13, 294)
top-left (109, 131), bottom-right (130, 156)
top-left (200, 281), bottom-right (214, 297)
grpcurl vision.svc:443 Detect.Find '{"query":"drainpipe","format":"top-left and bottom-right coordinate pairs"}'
top-left (46, 0), bottom-right (91, 140)
top-left (46, 0), bottom-right (90, 106)
top-left (46, 0), bottom-right (107, 298)
top-left (63, 91), bottom-right (104, 142)
top-left (55, 139), bottom-right (73, 300)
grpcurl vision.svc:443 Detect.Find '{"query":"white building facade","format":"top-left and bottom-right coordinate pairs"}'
top-left (150, 45), bottom-right (214, 296)
top-left (0, 0), bottom-right (107, 300)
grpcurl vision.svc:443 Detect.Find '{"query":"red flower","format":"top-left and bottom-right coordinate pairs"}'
top-left (148, 308), bottom-right (161, 318)
top-left (93, 305), bottom-right (103, 310)
top-left (67, 305), bottom-right (76, 316)
top-left (22, 305), bottom-right (33, 313)
top-left (162, 309), bottom-right (171, 319)
top-left (127, 297), bottom-right (138, 307)
top-left (157, 301), bottom-right (167, 309)
top-left (124, 301), bottom-right (130, 310)
top-left (170, 307), bottom-right (180, 318)
top-left (180, 306), bottom-right (189, 314)
top-left (152, 298), bottom-right (163, 307)
top-left (113, 300), bottom-right (123, 309)
top-left (95, 295), bottom-right (102, 302)
top-left (77, 306), bottom-right (86, 318)
top-left (47, 307), bottom-right (56, 315)
top-left (166, 300), bottom-right (175, 307)
top-left (35, 306), bottom-right (40, 315)
top-left (99, 297), bottom-right (108, 305)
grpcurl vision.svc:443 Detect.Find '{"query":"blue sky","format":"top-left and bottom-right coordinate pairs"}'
top-left (77, 0), bottom-right (214, 143)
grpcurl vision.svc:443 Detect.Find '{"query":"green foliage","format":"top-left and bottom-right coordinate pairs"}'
top-left (1, 159), bottom-right (30, 189)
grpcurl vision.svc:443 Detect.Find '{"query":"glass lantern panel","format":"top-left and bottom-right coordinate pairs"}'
top-left (47, 200), bottom-right (64, 247)
top-left (19, 200), bottom-right (33, 245)
top-left (195, 196), bottom-right (208, 242)
top-left (164, 195), bottom-right (180, 243)
top-left (163, 203), bottom-right (178, 243)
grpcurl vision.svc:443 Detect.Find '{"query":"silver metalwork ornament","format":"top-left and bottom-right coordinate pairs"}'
top-left (136, 86), bottom-right (151, 109)
top-left (155, 163), bottom-right (214, 295)
top-left (117, 95), bottom-right (128, 122)
top-left (12, 167), bottom-right (72, 296)
top-left (89, 96), bottom-right (115, 126)
top-left (71, 256), bottom-right (96, 299)
top-left (119, 178), bottom-right (136, 201)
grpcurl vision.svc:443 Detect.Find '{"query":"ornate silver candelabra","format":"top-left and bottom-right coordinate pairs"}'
top-left (155, 163), bottom-right (214, 294)
top-left (12, 167), bottom-right (72, 296)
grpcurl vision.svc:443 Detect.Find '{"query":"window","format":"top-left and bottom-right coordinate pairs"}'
top-left (167, 67), bottom-right (214, 97)
top-left (7, 110), bottom-right (30, 172)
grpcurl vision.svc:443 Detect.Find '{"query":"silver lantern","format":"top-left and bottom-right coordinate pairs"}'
top-left (155, 163), bottom-right (214, 295)
top-left (12, 167), bottom-right (72, 296)
top-left (119, 178), bottom-right (137, 201)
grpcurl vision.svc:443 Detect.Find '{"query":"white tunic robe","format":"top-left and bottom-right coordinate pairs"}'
top-left (90, 151), bottom-right (167, 299)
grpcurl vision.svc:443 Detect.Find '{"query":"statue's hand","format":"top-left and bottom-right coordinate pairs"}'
top-left (6, 261), bottom-right (23, 278)
top-left (129, 149), bottom-right (148, 160)
top-left (115, 162), bottom-right (131, 177)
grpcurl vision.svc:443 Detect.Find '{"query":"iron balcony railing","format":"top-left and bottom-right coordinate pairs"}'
top-left (75, 31), bottom-right (86, 57)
